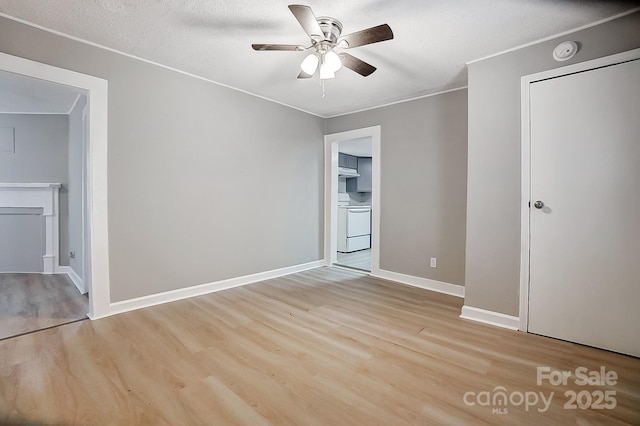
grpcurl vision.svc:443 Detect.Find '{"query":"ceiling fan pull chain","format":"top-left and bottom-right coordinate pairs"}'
top-left (322, 80), bottom-right (326, 98)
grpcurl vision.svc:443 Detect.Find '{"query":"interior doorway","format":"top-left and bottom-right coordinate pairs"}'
top-left (0, 51), bottom-right (111, 320)
top-left (324, 126), bottom-right (381, 275)
top-left (0, 71), bottom-right (90, 339)
top-left (335, 137), bottom-right (373, 271)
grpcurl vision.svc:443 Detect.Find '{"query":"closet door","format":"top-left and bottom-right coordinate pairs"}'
top-left (528, 58), bottom-right (640, 357)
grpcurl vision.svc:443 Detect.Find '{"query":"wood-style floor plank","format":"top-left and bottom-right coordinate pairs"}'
top-left (0, 273), bottom-right (88, 340)
top-left (0, 267), bottom-right (638, 425)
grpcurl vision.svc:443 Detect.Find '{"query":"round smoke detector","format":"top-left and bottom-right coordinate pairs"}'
top-left (553, 41), bottom-right (578, 62)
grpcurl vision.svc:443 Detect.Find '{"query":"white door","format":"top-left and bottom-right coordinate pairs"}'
top-left (528, 58), bottom-right (640, 357)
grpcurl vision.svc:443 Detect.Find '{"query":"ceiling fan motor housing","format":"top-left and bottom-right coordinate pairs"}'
top-left (316, 17), bottom-right (343, 44)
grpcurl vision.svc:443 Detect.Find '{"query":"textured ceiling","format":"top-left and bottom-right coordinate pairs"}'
top-left (0, 0), bottom-right (638, 117)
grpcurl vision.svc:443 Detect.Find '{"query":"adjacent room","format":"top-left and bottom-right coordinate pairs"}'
top-left (0, 1), bottom-right (638, 424)
top-left (0, 71), bottom-right (89, 340)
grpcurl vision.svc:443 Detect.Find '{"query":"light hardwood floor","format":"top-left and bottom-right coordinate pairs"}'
top-left (0, 267), bottom-right (638, 425)
top-left (0, 273), bottom-right (88, 340)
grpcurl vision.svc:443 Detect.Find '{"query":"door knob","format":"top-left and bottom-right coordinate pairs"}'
top-left (533, 200), bottom-right (545, 209)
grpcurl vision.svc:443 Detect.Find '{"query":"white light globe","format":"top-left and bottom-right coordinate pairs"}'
top-left (319, 63), bottom-right (335, 80)
top-left (325, 50), bottom-right (342, 72)
top-left (300, 54), bottom-right (319, 75)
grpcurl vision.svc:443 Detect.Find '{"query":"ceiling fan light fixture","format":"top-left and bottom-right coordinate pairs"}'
top-left (325, 50), bottom-right (342, 72)
top-left (301, 53), bottom-right (319, 75)
top-left (320, 62), bottom-right (335, 80)
top-left (253, 4), bottom-right (394, 89)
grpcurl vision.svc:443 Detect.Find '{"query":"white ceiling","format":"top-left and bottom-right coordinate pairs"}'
top-left (0, 70), bottom-right (83, 114)
top-left (0, 0), bottom-right (637, 117)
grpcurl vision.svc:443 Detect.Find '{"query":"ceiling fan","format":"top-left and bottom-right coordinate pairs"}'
top-left (252, 5), bottom-right (393, 81)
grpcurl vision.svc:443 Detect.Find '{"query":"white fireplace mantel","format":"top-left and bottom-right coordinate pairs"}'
top-left (0, 183), bottom-right (61, 273)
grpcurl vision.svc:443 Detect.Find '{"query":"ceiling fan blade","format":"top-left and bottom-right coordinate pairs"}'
top-left (338, 24), bottom-right (394, 48)
top-left (297, 70), bottom-right (314, 79)
top-left (288, 5), bottom-right (324, 41)
top-left (340, 53), bottom-right (377, 77)
top-left (252, 44), bottom-right (304, 51)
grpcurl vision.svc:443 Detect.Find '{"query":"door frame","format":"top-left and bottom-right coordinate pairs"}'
top-left (324, 126), bottom-right (381, 274)
top-left (519, 47), bottom-right (640, 331)
top-left (0, 52), bottom-right (111, 319)
top-left (81, 104), bottom-right (90, 294)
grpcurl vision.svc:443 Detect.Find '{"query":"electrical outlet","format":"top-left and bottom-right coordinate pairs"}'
top-left (430, 257), bottom-right (437, 268)
top-left (69, 251), bottom-right (75, 259)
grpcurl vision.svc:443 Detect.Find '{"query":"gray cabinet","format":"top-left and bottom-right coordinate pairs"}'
top-left (339, 153), bottom-right (358, 169)
top-left (346, 157), bottom-right (372, 193)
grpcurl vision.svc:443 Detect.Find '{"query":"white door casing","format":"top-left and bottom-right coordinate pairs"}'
top-left (80, 106), bottom-right (90, 294)
top-left (324, 126), bottom-right (380, 274)
top-left (520, 49), bottom-right (640, 357)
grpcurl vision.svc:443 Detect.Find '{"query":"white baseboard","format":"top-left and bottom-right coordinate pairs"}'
top-left (374, 269), bottom-right (465, 298)
top-left (59, 266), bottom-right (85, 294)
top-left (109, 260), bottom-right (325, 316)
top-left (460, 305), bottom-right (520, 330)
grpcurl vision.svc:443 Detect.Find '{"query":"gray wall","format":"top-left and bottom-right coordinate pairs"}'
top-left (0, 207), bottom-right (44, 272)
top-left (0, 113), bottom-right (70, 266)
top-left (327, 90), bottom-right (468, 286)
top-left (0, 17), bottom-right (325, 302)
top-left (68, 95), bottom-right (86, 280)
top-left (466, 11), bottom-right (640, 316)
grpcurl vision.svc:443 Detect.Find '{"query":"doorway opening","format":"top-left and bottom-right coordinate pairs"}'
top-left (0, 71), bottom-right (90, 339)
top-left (0, 52), bottom-right (111, 320)
top-left (335, 137), bottom-right (372, 271)
top-left (324, 126), bottom-right (381, 275)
